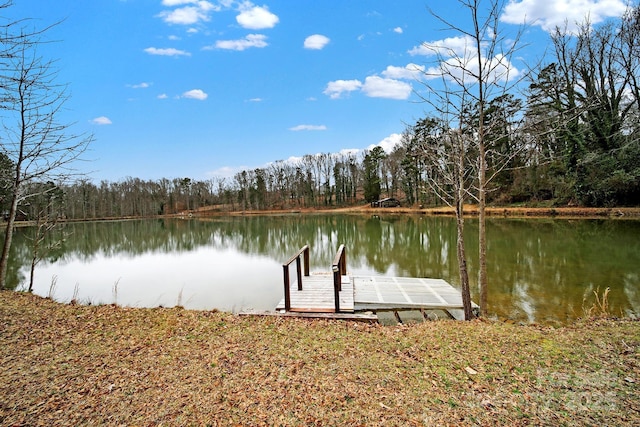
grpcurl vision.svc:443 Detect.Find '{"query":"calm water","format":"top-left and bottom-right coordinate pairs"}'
top-left (5, 215), bottom-right (640, 324)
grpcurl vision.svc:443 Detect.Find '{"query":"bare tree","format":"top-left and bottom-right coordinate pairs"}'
top-left (406, 115), bottom-right (476, 319)
top-left (0, 18), bottom-right (92, 290)
top-left (24, 181), bottom-right (64, 292)
top-left (416, 0), bottom-right (528, 316)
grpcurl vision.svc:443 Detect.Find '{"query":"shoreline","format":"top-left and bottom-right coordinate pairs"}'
top-left (192, 205), bottom-right (640, 219)
top-left (5, 206), bottom-right (640, 227)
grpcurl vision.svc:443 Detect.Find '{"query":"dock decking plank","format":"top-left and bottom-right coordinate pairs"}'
top-left (352, 276), bottom-right (478, 311)
top-left (276, 274), bottom-right (354, 313)
top-left (275, 274), bottom-right (477, 316)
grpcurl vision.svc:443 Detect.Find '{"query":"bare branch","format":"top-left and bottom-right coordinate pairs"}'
top-left (1, 12), bottom-right (93, 289)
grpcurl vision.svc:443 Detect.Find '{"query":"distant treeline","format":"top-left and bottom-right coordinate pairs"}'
top-left (4, 119), bottom-right (639, 221)
top-left (2, 6), bottom-right (639, 220)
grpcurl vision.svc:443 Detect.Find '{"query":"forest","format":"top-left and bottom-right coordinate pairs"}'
top-left (1, 5), bottom-right (639, 221)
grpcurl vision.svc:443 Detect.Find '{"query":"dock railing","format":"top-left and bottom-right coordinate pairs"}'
top-left (282, 245), bottom-right (310, 311)
top-left (332, 244), bottom-right (346, 312)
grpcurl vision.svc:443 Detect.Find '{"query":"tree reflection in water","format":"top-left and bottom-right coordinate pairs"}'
top-left (5, 215), bottom-right (639, 323)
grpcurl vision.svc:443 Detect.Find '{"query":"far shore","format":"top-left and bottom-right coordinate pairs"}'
top-left (5, 205), bottom-right (640, 228)
top-left (208, 205), bottom-right (640, 219)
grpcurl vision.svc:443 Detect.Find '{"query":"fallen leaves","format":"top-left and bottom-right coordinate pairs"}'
top-left (0, 291), bottom-right (639, 426)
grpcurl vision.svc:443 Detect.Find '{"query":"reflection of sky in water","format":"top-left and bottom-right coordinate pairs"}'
top-left (12, 216), bottom-right (640, 323)
top-left (26, 247), bottom-right (283, 312)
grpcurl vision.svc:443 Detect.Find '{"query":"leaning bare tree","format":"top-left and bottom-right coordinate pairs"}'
top-left (0, 15), bottom-right (92, 290)
top-left (415, 0), bottom-right (528, 316)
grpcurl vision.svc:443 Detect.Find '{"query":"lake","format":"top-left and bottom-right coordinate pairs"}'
top-left (5, 214), bottom-right (639, 324)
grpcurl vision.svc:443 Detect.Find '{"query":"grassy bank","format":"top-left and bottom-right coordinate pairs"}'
top-left (1, 292), bottom-right (638, 426)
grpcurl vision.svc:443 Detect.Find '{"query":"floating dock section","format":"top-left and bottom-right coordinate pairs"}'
top-left (252, 245), bottom-right (479, 323)
top-left (273, 274), bottom-right (477, 321)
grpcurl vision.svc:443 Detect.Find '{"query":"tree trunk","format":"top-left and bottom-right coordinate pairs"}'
top-left (28, 217), bottom-right (44, 293)
top-left (475, 3), bottom-right (488, 317)
top-left (28, 251), bottom-right (37, 292)
top-left (456, 202), bottom-right (473, 320)
top-left (457, 135), bottom-right (474, 320)
top-left (0, 188), bottom-right (19, 290)
top-left (478, 136), bottom-right (488, 316)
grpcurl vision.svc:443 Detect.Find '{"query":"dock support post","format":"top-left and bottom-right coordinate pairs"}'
top-left (283, 265), bottom-right (291, 311)
top-left (333, 266), bottom-right (341, 313)
top-left (296, 257), bottom-right (303, 291)
top-left (303, 246), bottom-right (310, 276)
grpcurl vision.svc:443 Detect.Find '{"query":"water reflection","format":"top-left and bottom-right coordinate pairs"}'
top-left (5, 215), bottom-right (639, 323)
top-left (31, 247), bottom-right (281, 311)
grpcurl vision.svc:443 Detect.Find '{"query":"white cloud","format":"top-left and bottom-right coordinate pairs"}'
top-left (162, 0), bottom-right (218, 6)
top-left (304, 34), bottom-right (330, 50)
top-left (162, 0), bottom-right (197, 5)
top-left (324, 75), bottom-right (413, 100)
top-left (501, 0), bottom-right (628, 32)
top-left (408, 35), bottom-right (476, 57)
top-left (367, 133), bottom-right (402, 154)
top-left (157, 93), bottom-right (168, 99)
top-left (362, 76), bottom-right (412, 100)
top-left (157, 1), bottom-right (216, 25)
top-left (129, 82), bottom-right (151, 89)
top-left (211, 34), bottom-right (268, 51)
top-left (236, 5), bottom-right (279, 29)
top-left (323, 79), bottom-right (363, 99)
top-left (393, 27), bottom-right (403, 34)
top-left (408, 33), bottom-right (520, 85)
top-left (247, 97), bottom-right (263, 102)
top-left (182, 89), bottom-right (208, 100)
top-left (90, 116), bottom-right (112, 125)
top-left (205, 165), bottom-right (247, 179)
top-left (485, 53), bottom-right (520, 82)
top-left (434, 53), bottom-right (520, 84)
top-left (289, 124), bottom-right (327, 131)
top-left (144, 47), bottom-right (191, 56)
top-left (381, 63), bottom-right (425, 80)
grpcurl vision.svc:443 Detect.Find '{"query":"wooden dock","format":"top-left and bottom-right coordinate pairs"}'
top-left (275, 274), bottom-right (354, 312)
top-left (262, 244), bottom-right (477, 323)
top-left (353, 276), bottom-right (477, 312)
top-left (275, 273), bottom-right (477, 318)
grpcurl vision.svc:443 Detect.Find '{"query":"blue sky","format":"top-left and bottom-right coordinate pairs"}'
top-left (3, 0), bottom-right (631, 182)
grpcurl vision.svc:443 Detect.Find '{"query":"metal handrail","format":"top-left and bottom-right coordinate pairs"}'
top-left (282, 245), bottom-right (310, 311)
top-left (332, 244), bottom-right (346, 312)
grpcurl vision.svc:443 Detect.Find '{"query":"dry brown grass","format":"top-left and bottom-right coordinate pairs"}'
top-left (1, 291), bottom-right (638, 426)
top-left (583, 287), bottom-right (612, 319)
top-left (199, 205), bottom-right (640, 220)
